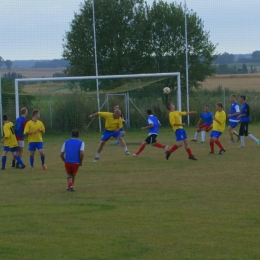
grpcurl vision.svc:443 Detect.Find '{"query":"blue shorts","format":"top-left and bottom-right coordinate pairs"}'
top-left (229, 121), bottom-right (239, 128)
top-left (28, 142), bottom-right (44, 151)
top-left (175, 129), bottom-right (187, 141)
top-left (210, 131), bottom-right (222, 139)
top-left (102, 130), bottom-right (121, 141)
top-left (3, 146), bottom-right (18, 152)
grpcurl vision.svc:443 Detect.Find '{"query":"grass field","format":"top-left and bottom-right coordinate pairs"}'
top-left (1, 128), bottom-right (260, 260)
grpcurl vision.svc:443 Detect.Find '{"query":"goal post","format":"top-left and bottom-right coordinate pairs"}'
top-left (14, 72), bottom-right (181, 132)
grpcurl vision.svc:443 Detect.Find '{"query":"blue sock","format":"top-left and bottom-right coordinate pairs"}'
top-left (14, 155), bottom-right (24, 166)
top-left (2, 156), bottom-right (7, 169)
top-left (41, 155), bottom-right (45, 165)
top-left (30, 156), bottom-right (34, 168)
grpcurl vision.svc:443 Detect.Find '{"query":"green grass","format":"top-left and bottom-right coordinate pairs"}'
top-left (1, 127), bottom-right (260, 260)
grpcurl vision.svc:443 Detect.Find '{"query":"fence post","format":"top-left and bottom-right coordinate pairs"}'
top-left (49, 96), bottom-right (52, 128)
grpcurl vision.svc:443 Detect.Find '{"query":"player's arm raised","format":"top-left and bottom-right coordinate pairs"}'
top-left (88, 112), bottom-right (99, 118)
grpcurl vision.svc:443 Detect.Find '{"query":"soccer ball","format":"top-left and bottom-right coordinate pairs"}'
top-left (163, 87), bottom-right (171, 94)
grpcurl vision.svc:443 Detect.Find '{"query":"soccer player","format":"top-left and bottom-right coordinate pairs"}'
top-left (209, 103), bottom-right (226, 155)
top-left (191, 104), bottom-right (213, 143)
top-left (1, 115), bottom-right (26, 170)
top-left (165, 103), bottom-right (197, 160)
top-left (227, 95), bottom-right (240, 143)
top-left (23, 109), bottom-right (47, 170)
top-left (89, 109), bottom-right (130, 162)
top-left (113, 105), bottom-right (126, 145)
top-left (60, 129), bottom-right (84, 192)
top-left (133, 109), bottom-right (168, 157)
top-left (237, 95), bottom-right (260, 148)
top-left (12, 107), bottom-right (28, 168)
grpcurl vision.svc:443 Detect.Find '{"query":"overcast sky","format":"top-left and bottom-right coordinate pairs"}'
top-left (1, 0), bottom-right (260, 60)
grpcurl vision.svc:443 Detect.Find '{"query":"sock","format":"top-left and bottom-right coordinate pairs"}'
top-left (2, 156), bottom-right (7, 169)
top-left (95, 153), bottom-right (100, 158)
top-left (123, 146), bottom-right (128, 152)
top-left (215, 140), bottom-right (224, 150)
top-left (248, 133), bottom-right (258, 142)
top-left (41, 155), bottom-right (45, 165)
top-left (210, 141), bottom-right (214, 153)
top-left (12, 159), bottom-right (15, 166)
top-left (168, 144), bottom-right (179, 154)
top-left (69, 182), bottom-right (73, 188)
top-left (30, 156), bottom-right (34, 168)
top-left (14, 155), bottom-right (24, 166)
top-left (153, 142), bottom-right (165, 149)
top-left (240, 136), bottom-right (245, 146)
top-left (135, 143), bottom-right (146, 155)
top-left (201, 131), bottom-right (205, 142)
top-left (194, 132), bottom-right (199, 140)
top-left (230, 135), bottom-right (234, 141)
top-left (186, 148), bottom-right (193, 156)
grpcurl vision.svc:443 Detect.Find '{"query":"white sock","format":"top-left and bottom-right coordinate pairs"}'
top-left (201, 131), bottom-right (205, 142)
top-left (95, 153), bottom-right (100, 158)
top-left (194, 132), bottom-right (199, 140)
top-left (124, 146), bottom-right (128, 152)
top-left (248, 133), bottom-right (258, 142)
top-left (240, 136), bottom-right (245, 146)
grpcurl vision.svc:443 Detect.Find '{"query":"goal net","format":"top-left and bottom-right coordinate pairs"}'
top-left (10, 73), bottom-right (181, 133)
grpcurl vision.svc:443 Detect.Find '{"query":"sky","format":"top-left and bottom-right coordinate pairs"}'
top-left (1, 0), bottom-right (260, 61)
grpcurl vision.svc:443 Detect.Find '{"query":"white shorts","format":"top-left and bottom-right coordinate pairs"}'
top-left (18, 141), bottom-right (25, 148)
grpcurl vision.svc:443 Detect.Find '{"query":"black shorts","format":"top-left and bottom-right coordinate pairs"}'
top-left (145, 134), bottom-right (158, 144)
top-left (239, 122), bottom-right (249, 136)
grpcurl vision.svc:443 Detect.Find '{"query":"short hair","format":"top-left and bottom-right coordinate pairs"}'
top-left (204, 104), bottom-right (209, 107)
top-left (231, 94), bottom-right (236, 98)
top-left (32, 109), bottom-right (39, 117)
top-left (3, 115), bottom-right (8, 121)
top-left (20, 107), bottom-right (27, 115)
top-left (71, 129), bottom-right (79, 138)
top-left (147, 109), bottom-right (152, 115)
top-left (239, 95), bottom-right (246, 101)
top-left (216, 102), bottom-right (223, 108)
top-left (166, 102), bottom-right (172, 110)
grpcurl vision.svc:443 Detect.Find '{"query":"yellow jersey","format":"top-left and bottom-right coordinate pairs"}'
top-left (213, 110), bottom-right (226, 133)
top-left (3, 122), bottom-right (18, 148)
top-left (24, 120), bottom-right (45, 143)
top-left (169, 111), bottom-right (187, 132)
top-left (98, 112), bottom-right (123, 131)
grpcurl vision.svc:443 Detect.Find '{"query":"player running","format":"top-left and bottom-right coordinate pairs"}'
top-left (60, 129), bottom-right (84, 192)
top-left (1, 115), bottom-right (26, 170)
top-left (133, 109), bottom-right (168, 157)
top-left (89, 109), bottom-right (130, 162)
top-left (12, 107), bottom-right (28, 168)
top-left (165, 102), bottom-right (197, 161)
top-left (191, 104), bottom-right (213, 143)
top-left (227, 95), bottom-right (240, 143)
top-left (23, 109), bottom-right (47, 170)
top-left (208, 103), bottom-right (226, 155)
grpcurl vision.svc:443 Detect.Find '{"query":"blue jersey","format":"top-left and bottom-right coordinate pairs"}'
top-left (240, 102), bottom-right (250, 122)
top-left (201, 112), bottom-right (213, 125)
top-left (15, 116), bottom-right (28, 140)
top-left (229, 102), bottom-right (240, 122)
top-left (61, 138), bottom-right (85, 164)
top-left (147, 115), bottom-right (160, 135)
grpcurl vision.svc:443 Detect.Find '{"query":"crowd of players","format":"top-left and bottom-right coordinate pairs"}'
top-left (1, 94), bottom-right (258, 191)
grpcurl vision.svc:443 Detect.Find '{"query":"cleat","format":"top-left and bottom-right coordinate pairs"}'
top-left (125, 151), bottom-right (130, 155)
top-left (191, 139), bottom-right (197, 142)
top-left (200, 141), bottom-right (204, 144)
top-left (11, 161), bottom-right (15, 167)
top-left (1, 168), bottom-right (5, 170)
top-left (164, 145), bottom-right (169, 152)
top-left (19, 165), bottom-right (26, 169)
top-left (133, 153), bottom-right (138, 157)
top-left (93, 157), bottom-right (99, 163)
top-left (42, 165), bottom-right (47, 170)
top-left (189, 155), bottom-right (198, 160)
top-left (208, 152), bottom-right (215, 155)
top-left (218, 149), bottom-right (226, 155)
top-left (69, 186), bottom-right (75, 192)
top-left (228, 140), bottom-right (234, 143)
top-left (66, 188), bottom-right (70, 191)
top-left (31, 167), bottom-right (34, 171)
top-left (256, 140), bottom-right (260, 146)
top-left (238, 145), bottom-right (245, 149)
top-left (165, 151), bottom-right (170, 160)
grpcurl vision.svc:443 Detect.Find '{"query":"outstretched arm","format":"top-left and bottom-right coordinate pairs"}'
top-left (89, 112), bottom-right (99, 119)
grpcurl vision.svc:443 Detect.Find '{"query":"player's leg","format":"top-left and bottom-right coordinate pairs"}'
top-left (183, 139), bottom-right (197, 160)
top-left (247, 123), bottom-right (260, 145)
top-left (152, 134), bottom-right (167, 149)
top-left (1, 150), bottom-right (8, 170)
top-left (16, 141), bottom-right (25, 168)
top-left (115, 129), bottom-right (125, 145)
top-left (209, 132), bottom-right (216, 154)
top-left (28, 143), bottom-right (36, 169)
top-left (238, 123), bottom-right (245, 148)
top-left (166, 129), bottom-right (186, 160)
top-left (12, 149), bottom-right (26, 169)
top-left (133, 140), bottom-right (147, 157)
top-left (200, 127), bottom-right (206, 143)
top-left (228, 125), bottom-right (235, 142)
top-left (211, 131), bottom-right (225, 154)
top-left (191, 127), bottom-right (201, 141)
top-left (117, 136), bottom-right (130, 154)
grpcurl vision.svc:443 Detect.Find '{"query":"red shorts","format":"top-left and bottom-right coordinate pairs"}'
top-left (198, 124), bottom-right (212, 132)
top-left (65, 162), bottom-right (80, 175)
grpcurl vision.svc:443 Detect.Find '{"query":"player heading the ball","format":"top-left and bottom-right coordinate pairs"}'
top-left (89, 109), bottom-right (130, 163)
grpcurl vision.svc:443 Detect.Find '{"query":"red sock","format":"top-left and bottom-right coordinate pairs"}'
top-left (153, 142), bottom-right (165, 148)
top-left (168, 144), bottom-right (179, 154)
top-left (215, 139), bottom-right (224, 150)
top-left (135, 143), bottom-right (146, 155)
top-left (68, 182), bottom-right (73, 188)
top-left (210, 141), bottom-right (214, 152)
top-left (186, 148), bottom-right (193, 156)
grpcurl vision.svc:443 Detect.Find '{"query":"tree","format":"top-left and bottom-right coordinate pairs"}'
top-left (214, 52), bottom-right (234, 64)
top-left (0, 56), bottom-right (4, 66)
top-left (251, 50), bottom-right (260, 61)
top-left (5, 60), bottom-right (12, 71)
top-left (63, 0), bottom-right (217, 90)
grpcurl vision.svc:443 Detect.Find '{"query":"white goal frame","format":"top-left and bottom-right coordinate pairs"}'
top-left (14, 72), bottom-right (181, 131)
